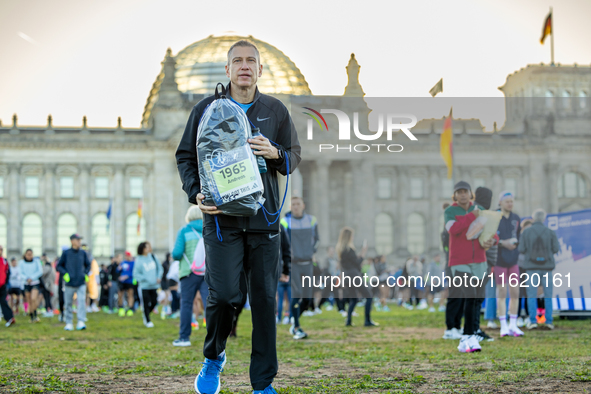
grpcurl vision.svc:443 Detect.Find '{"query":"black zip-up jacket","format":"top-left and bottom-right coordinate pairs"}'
top-left (176, 84), bottom-right (301, 233)
top-left (57, 248), bottom-right (91, 288)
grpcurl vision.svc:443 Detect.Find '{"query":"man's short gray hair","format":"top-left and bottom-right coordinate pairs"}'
top-left (185, 205), bottom-right (203, 223)
top-left (533, 209), bottom-right (546, 223)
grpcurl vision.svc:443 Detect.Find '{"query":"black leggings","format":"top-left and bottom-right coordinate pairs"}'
top-left (141, 289), bottom-right (158, 323)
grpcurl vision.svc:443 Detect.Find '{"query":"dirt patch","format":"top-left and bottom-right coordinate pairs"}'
top-left (45, 362), bottom-right (591, 394)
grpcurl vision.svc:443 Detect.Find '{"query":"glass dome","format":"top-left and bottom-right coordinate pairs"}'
top-left (174, 34), bottom-right (311, 95)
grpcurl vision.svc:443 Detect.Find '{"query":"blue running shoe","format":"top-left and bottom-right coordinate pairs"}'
top-left (194, 351), bottom-right (226, 394)
top-left (253, 384), bottom-right (277, 394)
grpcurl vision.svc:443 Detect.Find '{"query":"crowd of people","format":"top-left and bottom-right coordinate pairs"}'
top-left (0, 185), bottom-right (561, 353)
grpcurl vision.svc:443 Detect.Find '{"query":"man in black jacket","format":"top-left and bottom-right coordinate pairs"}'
top-left (57, 234), bottom-right (91, 331)
top-left (175, 40), bottom-right (301, 394)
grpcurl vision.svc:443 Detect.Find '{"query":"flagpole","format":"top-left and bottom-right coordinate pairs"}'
top-left (550, 7), bottom-right (554, 66)
top-left (111, 199), bottom-right (115, 257)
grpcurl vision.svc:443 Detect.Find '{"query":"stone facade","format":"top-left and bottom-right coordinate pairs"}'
top-left (1, 36), bottom-right (590, 266)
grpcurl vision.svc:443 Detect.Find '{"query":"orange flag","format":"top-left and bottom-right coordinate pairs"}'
top-left (440, 108), bottom-right (453, 179)
top-left (137, 199), bottom-right (143, 236)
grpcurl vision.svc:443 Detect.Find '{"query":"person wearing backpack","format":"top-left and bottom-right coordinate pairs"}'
top-left (518, 209), bottom-right (559, 330)
top-left (171, 206), bottom-right (209, 347)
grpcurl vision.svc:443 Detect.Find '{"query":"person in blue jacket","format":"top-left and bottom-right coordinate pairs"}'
top-left (57, 234), bottom-right (91, 331)
top-left (118, 251), bottom-right (136, 317)
top-left (133, 241), bottom-right (162, 328)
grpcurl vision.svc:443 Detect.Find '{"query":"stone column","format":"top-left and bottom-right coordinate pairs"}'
top-left (79, 165), bottom-right (90, 245)
top-left (428, 166), bottom-right (440, 254)
top-left (8, 164), bottom-right (20, 256)
top-left (44, 165), bottom-right (56, 257)
top-left (315, 158), bottom-right (331, 250)
top-left (396, 168), bottom-right (409, 258)
top-left (114, 165), bottom-right (125, 253)
top-left (546, 163), bottom-right (559, 213)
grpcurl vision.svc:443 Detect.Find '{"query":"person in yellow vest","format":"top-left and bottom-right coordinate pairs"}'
top-left (82, 244), bottom-right (100, 313)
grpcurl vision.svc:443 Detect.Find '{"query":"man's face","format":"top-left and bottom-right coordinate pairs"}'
top-left (10, 259), bottom-right (17, 266)
top-left (500, 197), bottom-right (514, 212)
top-left (116, 254), bottom-right (122, 263)
top-left (126, 254), bottom-right (133, 261)
top-left (71, 239), bottom-right (81, 249)
top-left (291, 198), bottom-right (305, 217)
top-left (225, 46), bottom-right (262, 90)
top-left (455, 189), bottom-right (471, 205)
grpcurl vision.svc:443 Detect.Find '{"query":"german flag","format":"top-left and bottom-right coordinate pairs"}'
top-left (540, 12), bottom-right (552, 44)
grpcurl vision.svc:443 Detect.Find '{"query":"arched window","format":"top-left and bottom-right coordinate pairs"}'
top-left (57, 213), bottom-right (77, 254)
top-left (91, 213), bottom-right (111, 258)
top-left (374, 213), bottom-right (393, 255)
top-left (0, 214), bottom-right (7, 258)
top-left (22, 213), bottom-right (42, 256)
top-left (545, 90), bottom-right (554, 109)
top-left (558, 172), bottom-right (587, 198)
top-left (579, 91), bottom-right (587, 109)
top-left (126, 214), bottom-right (146, 254)
top-left (562, 90), bottom-right (572, 112)
top-left (407, 213), bottom-right (425, 255)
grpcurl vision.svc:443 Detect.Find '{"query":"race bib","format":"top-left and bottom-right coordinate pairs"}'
top-left (204, 145), bottom-right (263, 206)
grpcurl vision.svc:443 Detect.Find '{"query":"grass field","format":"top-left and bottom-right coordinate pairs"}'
top-left (0, 305), bottom-right (590, 393)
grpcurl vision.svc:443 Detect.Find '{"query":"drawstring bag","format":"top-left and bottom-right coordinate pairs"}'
top-left (197, 83), bottom-right (265, 217)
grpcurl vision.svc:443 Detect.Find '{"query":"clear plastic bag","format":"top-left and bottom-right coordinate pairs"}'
top-left (197, 84), bottom-right (265, 216)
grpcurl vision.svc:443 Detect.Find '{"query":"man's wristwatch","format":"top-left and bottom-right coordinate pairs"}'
top-left (276, 148), bottom-right (284, 160)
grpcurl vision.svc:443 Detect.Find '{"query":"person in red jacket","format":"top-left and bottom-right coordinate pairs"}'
top-left (444, 182), bottom-right (498, 353)
top-left (0, 245), bottom-right (15, 327)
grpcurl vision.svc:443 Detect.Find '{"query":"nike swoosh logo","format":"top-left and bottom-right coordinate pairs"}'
top-left (269, 233), bottom-right (279, 239)
top-left (257, 117), bottom-right (270, 121)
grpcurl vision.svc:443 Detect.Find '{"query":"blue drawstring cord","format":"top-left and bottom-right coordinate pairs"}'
top-left (214, 215), bottom-right (223, 242)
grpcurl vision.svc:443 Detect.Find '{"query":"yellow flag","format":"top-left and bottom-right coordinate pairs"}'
top-left (440, 108), bottom-right (453, 179)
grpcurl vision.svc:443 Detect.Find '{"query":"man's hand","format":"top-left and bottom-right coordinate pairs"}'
top-left (501, 239), bottom-right (517, 251)
top-left (482, 237), bottom-right (495, 249)
top-left (248, 135), bottom-right (279, 159)
top-left (119, 275), bottom-right (128, 282)
top-left (279, 274), bottom-right (289, 283)
top-left (197, 193), bottom-right (223, 215)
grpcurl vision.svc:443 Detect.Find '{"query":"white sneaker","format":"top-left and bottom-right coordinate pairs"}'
top-left (500, 326), bottom-right (510, 337)
top-left (76, 321), bottom-right (86, 330)
top-left (282, 316), bottom-right (290, 325)
top-left (293, 327), bottom-right (308, 340)
top-left (43, 311), bottom-right (54, 318)
top-left (428, 307), bottom-right (436, 313)
top-left (487, 321), bottom-right (499, 329)
top-left (516, 317), bottom-right (525, 328)
top-left (302, 311), bottom-right (314, 317)
top-left (340, 310), bottom-right (347, 317)
top-left (508, 326), bottom-right (524, 337)
top-left (64, 323), bottom-right (74, 331)
top-left (526, 321), bottom-right (538, 330)
top-left (438, 305), bottom-right (446, 312)
top-left (144, 321), bottom-right (154, 328)
top-left (172, 339), bottom-right (191, 347)
top-left (314, 308), bottom-right (322, 315)
top-left (457, 335), bottom-right (481, 353)
top-left (325, 305), bottom-right (333, 311)
top-left (403, 303), bottom-right (414, 310)
top-left (443, 328), bottom-right (462, 340)
top-left (416, 300), bottom-right (428, 310)
top-left (289, 324), bottom-right (296, 335)
top-left (91, 305), bottom-right (100, 313)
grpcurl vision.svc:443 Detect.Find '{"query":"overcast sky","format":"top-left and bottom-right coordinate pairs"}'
top-left (1, 0), bottom-right (590, 129)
